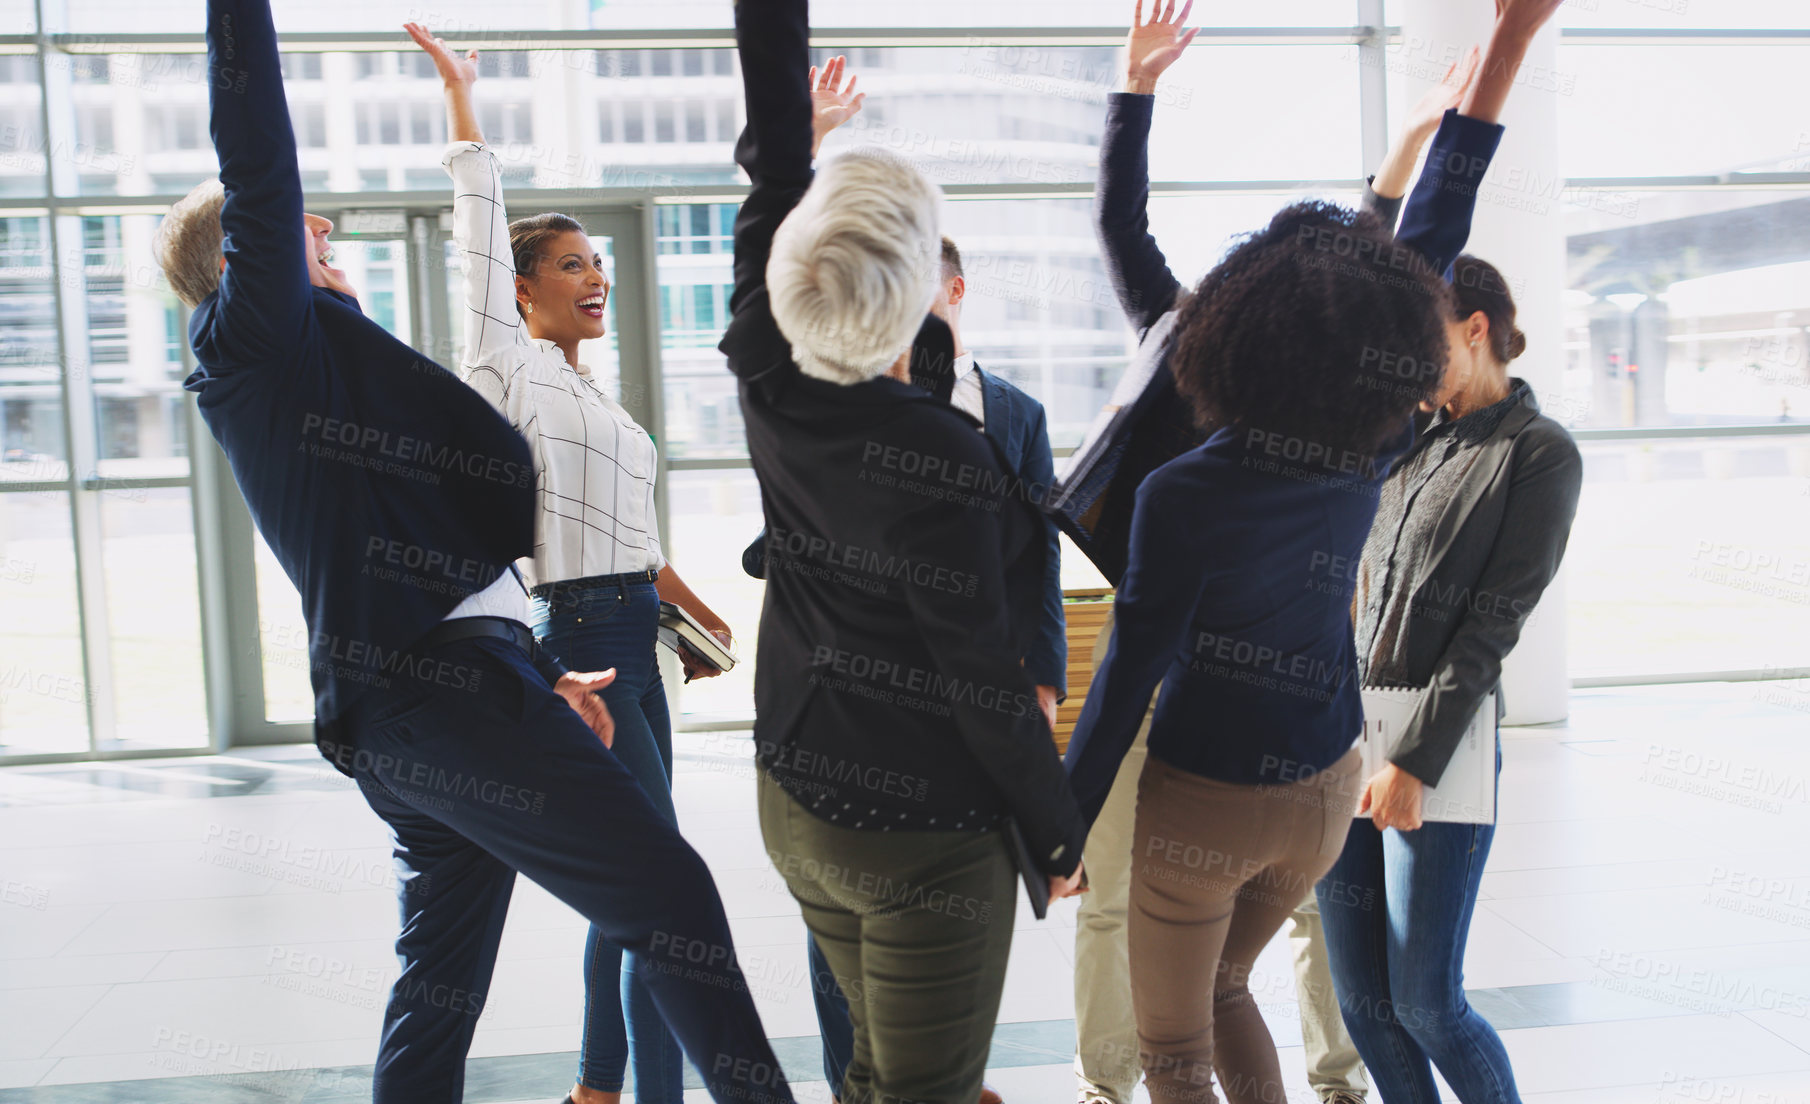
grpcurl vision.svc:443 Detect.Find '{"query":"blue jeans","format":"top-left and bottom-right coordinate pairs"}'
top-left (533, 578), bottom-right (685, 1102)
top-left (333, 632), bottom-right (791, 1104)
top-left (1317, 741), bottom-right (1518, 1104)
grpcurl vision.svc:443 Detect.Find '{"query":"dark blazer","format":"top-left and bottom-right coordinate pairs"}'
top-left (721, 0), bottom-right (1084, 874)
top-left (1051, 96), bottom-right (1504, 584)
top-left (743, 362), bottom-right (1069, 695)
top-left (975, 365), bottom-right (1068, 695)
top-left (1062, 95), bottom-right (1506, 828)
top-left (1369, 385), bottom-right (1582, 785)
top-left (182, 0), bottom-right (552, 747)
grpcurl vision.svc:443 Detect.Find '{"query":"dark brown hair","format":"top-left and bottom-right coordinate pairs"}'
top-left (508, 212), bottom-right (586, 314)
top-left (1169, 200), bottom-right (1454, 457)
top-left (1451, 254), bottom-right (1527, 363)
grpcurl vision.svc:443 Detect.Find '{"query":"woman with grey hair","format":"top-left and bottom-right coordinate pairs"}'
top-left (724, 1), bottom-right (1086, 1100)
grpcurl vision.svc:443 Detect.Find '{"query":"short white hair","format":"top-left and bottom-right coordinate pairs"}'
top-left (767, 148), bottom-right (942, 384)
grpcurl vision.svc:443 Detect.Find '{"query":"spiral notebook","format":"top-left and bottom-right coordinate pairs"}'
top-left (1355, 689), bottom-right (1497, 824)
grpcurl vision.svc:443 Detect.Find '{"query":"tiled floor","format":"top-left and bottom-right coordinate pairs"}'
top-left (1, 682), bottom-right (1808, 1103)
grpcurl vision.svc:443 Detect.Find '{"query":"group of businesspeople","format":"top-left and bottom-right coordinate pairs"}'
top-left (153, 0), bottom-right (1583, 1101)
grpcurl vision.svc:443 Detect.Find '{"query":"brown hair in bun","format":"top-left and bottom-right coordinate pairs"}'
top-left (1451, 254), bottom-right (1527, 364)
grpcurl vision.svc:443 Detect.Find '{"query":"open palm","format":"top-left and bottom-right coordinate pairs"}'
top-left (1405, 46), bottom-right (1480, 135)
top-left (810, 55), bottom-right (865, 139)
top-left (403, 22), bottom-right (479, 88)
top-left (1127, 0), bottom-right (1199, 82)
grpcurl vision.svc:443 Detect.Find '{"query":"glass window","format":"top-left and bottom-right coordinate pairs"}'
top-left (255, 530), bottom-right (312, 723)
top-left (0, 491), bottom-right (90, 756)
top-left (1558, 44), bottom-right (1810, 179)
top-left (98, 487), bottom-right (208, 751)
top-left (0, 217), bottom-right (66, 473)
top-left (1558, 190), bottom-right (1810, 429)
top-left (64, 0), bottom-right (1364, 33)
top-left (78, 215), bottom-right (191, 475)
top-left (1568, 433), bottom-right (1810, 679)
top-left (664, 467), bottom-right (763, 720)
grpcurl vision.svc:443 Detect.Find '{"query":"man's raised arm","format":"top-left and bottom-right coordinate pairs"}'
top-left (207, 0), bottom-right (310, 356)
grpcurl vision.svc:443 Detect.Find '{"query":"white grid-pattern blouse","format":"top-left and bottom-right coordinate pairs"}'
top-left (443, 141), bottom-right (664, 589)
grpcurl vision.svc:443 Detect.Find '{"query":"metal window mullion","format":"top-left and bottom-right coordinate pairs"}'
top-left (35, 0), bottom-right (118, 753)
top-left (1355, 0), bottom-right (1388, 178)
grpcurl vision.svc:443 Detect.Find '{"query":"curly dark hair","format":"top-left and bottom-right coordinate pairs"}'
top-left (1169, 201), bottom-right (1454, 458)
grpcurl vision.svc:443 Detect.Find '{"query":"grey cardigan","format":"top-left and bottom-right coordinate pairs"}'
top-left (1368, 387), bottom-right (1583, 785)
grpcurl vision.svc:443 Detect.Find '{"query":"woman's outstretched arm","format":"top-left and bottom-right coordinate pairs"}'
top-left (407, 23), bottom-right (527, 414)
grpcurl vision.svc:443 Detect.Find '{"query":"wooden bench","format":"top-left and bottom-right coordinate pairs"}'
top-left (1052, 587), bottom-right (1115, 755)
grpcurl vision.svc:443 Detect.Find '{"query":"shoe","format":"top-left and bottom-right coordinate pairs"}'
top-left (1321, 1092), bottom-right (1365, 1104)
top-left (979, 1083), bottom-right (1005, 1104)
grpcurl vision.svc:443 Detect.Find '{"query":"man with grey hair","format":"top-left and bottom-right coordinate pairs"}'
top-left (160, 1), bottom-right (795, 1100)
top-left (726, 0), bottom-right (1085, 1100)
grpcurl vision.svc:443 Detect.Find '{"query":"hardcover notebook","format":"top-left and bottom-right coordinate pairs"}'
top-left (656, 601), bottom-right (738, 674)
top-left (1003, 819), bottom-right (1052, 921)
top-left (1355, 689), bottom-right (1497, 825)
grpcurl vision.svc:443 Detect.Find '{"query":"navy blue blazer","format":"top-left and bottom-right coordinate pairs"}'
top-left (1062, 95), bottom-right (1505, 828)
top-left (182, 0), bottom-right (550, 750)
top-left (974, 365), bottom-right (1067, 695)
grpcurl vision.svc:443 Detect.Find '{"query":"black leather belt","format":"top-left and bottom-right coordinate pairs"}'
top-left (530, 569), bottom-right (659, 602)
top-left (417, 616), bottom-right (537, 656)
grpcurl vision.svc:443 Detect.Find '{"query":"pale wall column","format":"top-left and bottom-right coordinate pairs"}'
top-left (1398, 1), bottom-right (1571, 724)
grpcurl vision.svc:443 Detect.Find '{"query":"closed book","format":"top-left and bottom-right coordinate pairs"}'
top-left (656, 601), bottom-right (738, 673)
top-left (1002, 818), bottom-right (1051, 921)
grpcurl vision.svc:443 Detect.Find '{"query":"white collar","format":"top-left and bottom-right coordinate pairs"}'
top-left (532, 338), bottom-right (592, 379)
top-left (953, 352), bottom-right (978, 381)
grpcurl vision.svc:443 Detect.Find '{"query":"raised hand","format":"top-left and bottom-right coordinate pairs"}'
top-left (403, 22), bottom-right (478, 90)
top-left (809, 55), bottom-right (866, 157)
top-left (1125, 0), bottom-right (1199, 95)
top-left (1406, 46), bottom-right (1481, 138)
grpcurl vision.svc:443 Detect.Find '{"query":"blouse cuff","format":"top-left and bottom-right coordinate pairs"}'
top-left (441, 140), bottom-right (489, 172)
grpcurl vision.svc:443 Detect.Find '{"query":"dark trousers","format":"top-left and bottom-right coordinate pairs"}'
top-left (335, 633), bottom-right (792, 1104)
top-left (532, 578), bottom-right (684, 1102)
top-left (1318, 740), bottom-right (1517, 1104)
top-left (758, 770), bottom-right (1015, 1104)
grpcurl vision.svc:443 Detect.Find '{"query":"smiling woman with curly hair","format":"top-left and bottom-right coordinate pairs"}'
top-left (1060, 2), bottom-right (1567, 1101)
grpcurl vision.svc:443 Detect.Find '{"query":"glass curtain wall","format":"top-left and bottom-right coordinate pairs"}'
top-left (0, 4), bottom-right (1805, 758)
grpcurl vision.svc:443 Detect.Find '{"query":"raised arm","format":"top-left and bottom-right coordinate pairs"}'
top-left (1366, 47), bottom-right (1480, 228)
top-left (720, 0), bottom-right (816, 385)
top-left (1096, 1), bottom-right (1198, 337)
top-left (408, 23), bottom-right (528, 413)
top-left (1394, 0), bottom-right (1565, 279)
top-left (207, 0), bottom-right (310, 355)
